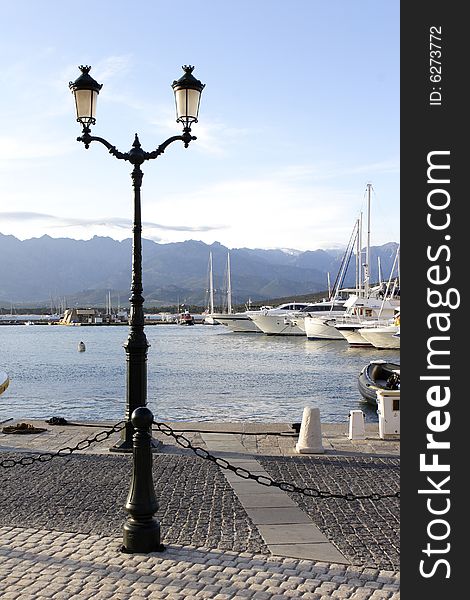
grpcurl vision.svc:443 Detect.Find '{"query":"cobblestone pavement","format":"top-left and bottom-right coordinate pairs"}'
top-left (0, 453), bottom-right (268, 554)
top-left (0, 420), bottom-right (400, 598)
top-left (1, 449), bottom-right (399, 567)
top-left (259, 456), bottom-right (400, 569)
top-left (0, 526), bottom-right (400, 600)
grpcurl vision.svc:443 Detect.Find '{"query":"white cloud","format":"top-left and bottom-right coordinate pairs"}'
top-left (0, 136), bottom-right (74, 163)
top-left (147, 110), bottom-right (256, 156)
top-left (0, 211), bottom-right (226, 241)
top-left (94, 56), bottom-right (133, 82)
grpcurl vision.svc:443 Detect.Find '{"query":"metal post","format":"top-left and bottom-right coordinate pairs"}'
top-left (122, 406), bottom-right (164, 553)
top-left (112, 158), bottom-right (150, 451)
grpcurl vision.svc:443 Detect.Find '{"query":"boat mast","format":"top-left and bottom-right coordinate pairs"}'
top-left (209, 252), bottom-right (215, 314)
top-left (378, 244), bottom-right (400, 317)
top-left (329, 220), bottom-right (356, 311)
top-left (364, 183), bottom-right (372, 298)
top-left (358, 212), bottom-right (363, 297)
top-left (327, 272), bottom-right (331, 299)
top-left (226, 252), bottom-right (232, 314)
top-left (355, 217), bottom-right (361, 297)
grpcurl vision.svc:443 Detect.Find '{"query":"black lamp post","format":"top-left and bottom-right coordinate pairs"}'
top-left (70, 65), bottom-right (204, 451)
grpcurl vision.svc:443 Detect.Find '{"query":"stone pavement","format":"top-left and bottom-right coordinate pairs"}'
top-left (0, 419), bottom-right (400, 598)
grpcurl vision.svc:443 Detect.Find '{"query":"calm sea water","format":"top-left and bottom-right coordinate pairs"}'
top-left (0, 324), bottom-right (399, 423)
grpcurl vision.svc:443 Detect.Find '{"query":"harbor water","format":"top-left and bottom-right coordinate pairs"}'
top-left (0, 324), bottom-right (399, 423)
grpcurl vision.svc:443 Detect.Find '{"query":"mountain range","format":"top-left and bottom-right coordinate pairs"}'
top-left (0, 233), bottom-right (399, 308)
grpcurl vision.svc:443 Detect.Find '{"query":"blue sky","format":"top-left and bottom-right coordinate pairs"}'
top-left (0, 0), bottom-right (399, 252)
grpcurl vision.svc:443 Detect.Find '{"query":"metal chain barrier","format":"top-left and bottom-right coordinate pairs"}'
top-left (0, 421), bottom-right (126, 469)
top-left (1, 418), bottom-right (400, 500)
top-left (153, 421), bottom-right (400, 501)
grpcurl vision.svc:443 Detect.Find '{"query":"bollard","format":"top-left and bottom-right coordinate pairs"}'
top-left (295, 406), bottom-right (325, 454)
top-left (122, 407), bottom-right (165, 553)
top-left (348, 410), bottom-right (366, 440)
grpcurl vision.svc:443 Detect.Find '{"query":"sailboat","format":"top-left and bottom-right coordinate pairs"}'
top-left (203, 252), bottom-right (218, 325)
top-left (334, 184), bottom-right (400, 346)
top-left (210, 253), bottom-right (263, 333)
top-left (302, 221), bottom-right (359, 340)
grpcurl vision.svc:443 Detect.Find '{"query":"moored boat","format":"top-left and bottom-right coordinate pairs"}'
top-left (357, 324), bottom-right (400, 349)
top-left (212, 311), bottom-right (263, 333)
top-left (303, 312), bottom-right (347, 340)
top-left (178, 311), bottom-right (195, 325)
top-left (335, 320), bottom-right (379, 346)
top-left (358, 360), bottom-right (400, 405)
top-left (248, 301), bottom-right (341, 336)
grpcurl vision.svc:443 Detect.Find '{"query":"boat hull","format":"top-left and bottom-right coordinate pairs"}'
top-left (213, 313), bottom-right (261, 333)
top-left (247, 301), bottom-right (346, 336)
top-left (249, 313), bottom-right (305, 336)
top-left (335, 324), bottom-right (372, 346)
top-left (304, 316), bottom-right (345, 340)
top-left (358, 326), bottom-right (400, 349)
top-left (203, 315), bottom-right (219, 325)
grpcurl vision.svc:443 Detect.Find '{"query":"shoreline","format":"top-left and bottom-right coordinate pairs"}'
top-left (0, 418), bottom-right (399, 458)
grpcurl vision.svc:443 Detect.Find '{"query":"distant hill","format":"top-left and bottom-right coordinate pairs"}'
top-left (0, 233), bottom-right (399, 308)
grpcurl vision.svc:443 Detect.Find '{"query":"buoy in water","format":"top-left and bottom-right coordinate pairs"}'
top-left (78, 341), bottom-right (86, 352)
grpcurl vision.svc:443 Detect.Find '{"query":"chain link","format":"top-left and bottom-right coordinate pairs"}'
top-left (0, 421), bottom-right (126, 469)
top-left (1, 418), bottom-right (400, 501)
top-left (152, 421), bottom-right (400, 501)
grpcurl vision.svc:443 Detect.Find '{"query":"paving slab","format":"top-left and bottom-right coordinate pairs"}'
top-left (201, 432), bottom-right (351, 564)
top-left (257, 523), bottom-right (332, 545)
top-left (244, 506), bottom-right (313, 525)
top-left (268, 542), bottom-right (350, 563)
top-left (234, 493), bottom-right (299, 508)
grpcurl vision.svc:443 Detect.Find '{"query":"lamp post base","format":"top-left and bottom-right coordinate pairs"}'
top-left (109, 420), bottom-right (162, 452)
top-left (109, 438), bottom-right (162, 453)
top-left (122, 519), bottom-right (165, 554)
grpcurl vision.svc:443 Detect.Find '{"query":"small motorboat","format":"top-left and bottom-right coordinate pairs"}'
top-left (0, 371), bottom-right (10, 396)
top-left (78, 341), bottom-right (86, 352)
top-left (358, 360), bottom-right (400, 405)
top-left (178, 311), bottom-right (195, 326)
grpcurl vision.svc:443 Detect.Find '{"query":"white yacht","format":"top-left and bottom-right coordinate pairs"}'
top-left (248, 300), bottom-right (345, 336)
top-left (335, 319), bottom-right (384, 346)
top-left (212, 310), bottom-right (265, 333)
top-left (303, 315), bottom-right (346, 340)
top-left (336, 242), bottom-right (401, 346)
top-left (357, 323), bottom-right (400, 349)
top-left (334, 294), bottom-right (400, 346)
top-left (302, 302), bottom-right (350, 340)
top-left (287, 301), bottom-right (348, 339)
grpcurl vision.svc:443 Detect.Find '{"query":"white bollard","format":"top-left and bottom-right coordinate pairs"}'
top-left (295, 407), bottom-right (324, 454)
top-left (348, 410), bottom-right (366, 440)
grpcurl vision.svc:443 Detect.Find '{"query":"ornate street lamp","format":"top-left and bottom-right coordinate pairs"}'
top-left (70, 65), bottom-right (204, 451)
top-left (69, 65), bottom-right (102, 127)
top-left (172, 65), bottom-right (205, 130)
